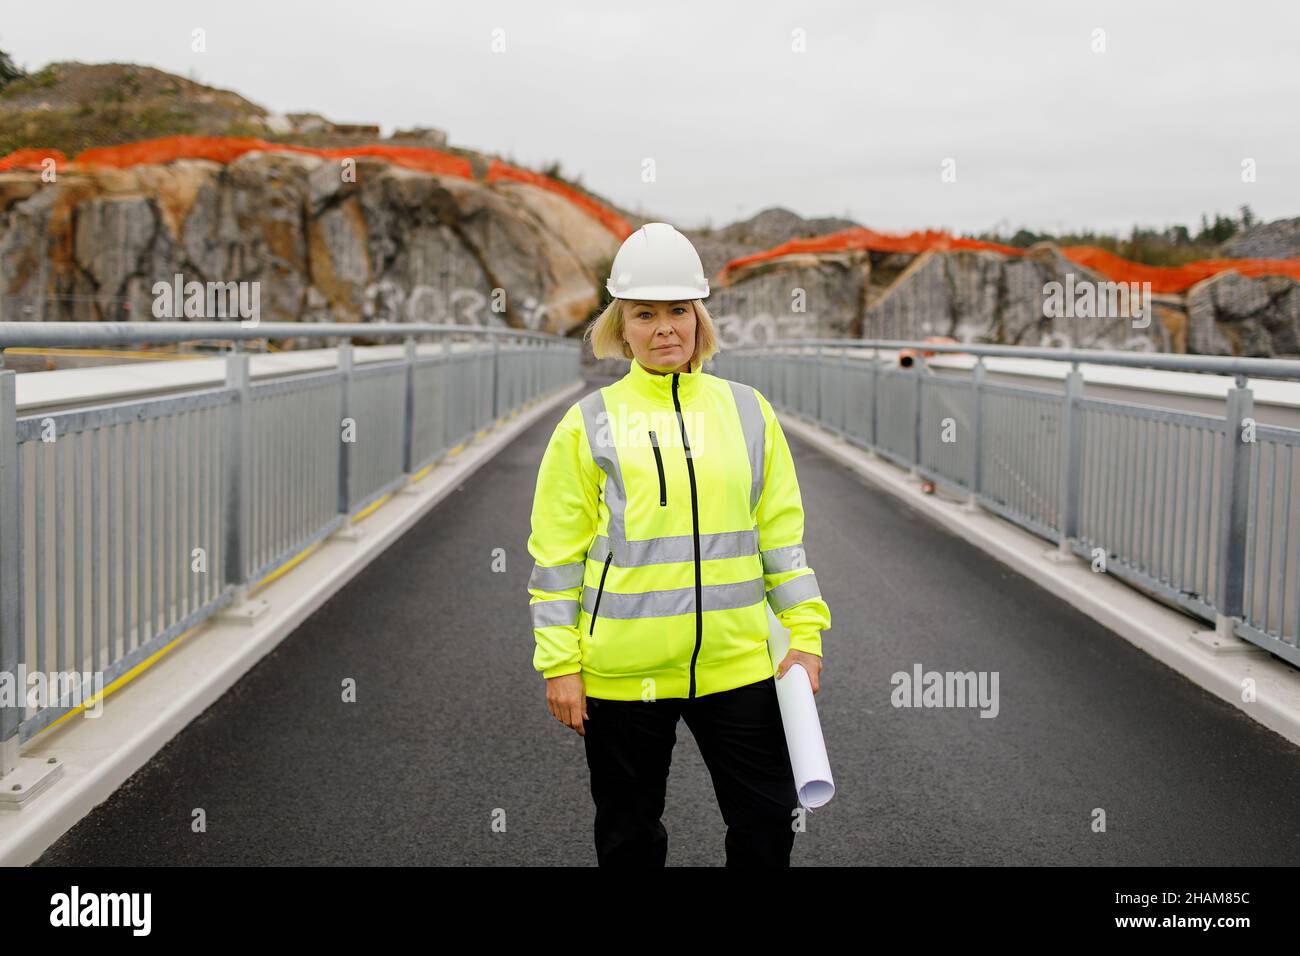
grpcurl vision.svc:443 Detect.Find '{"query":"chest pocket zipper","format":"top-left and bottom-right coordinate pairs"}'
top-left (649, 430), bottom-right (667, 506)
top-left (589, 552), bottom-right (614, 635)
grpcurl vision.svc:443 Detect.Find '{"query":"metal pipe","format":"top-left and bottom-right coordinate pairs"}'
top-left (726, 338), bottom-right (1300, 380)
top-left (0, 321), bottom-right (568, 349)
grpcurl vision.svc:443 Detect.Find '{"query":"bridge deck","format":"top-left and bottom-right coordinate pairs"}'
top-left (33, 376), bottom-right (1300, 866)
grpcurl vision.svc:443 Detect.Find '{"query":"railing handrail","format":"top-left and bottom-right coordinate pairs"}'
top-left (726, 338), bottom-right (1300, 381)
top-left (0, 321), bottom-right (576, 351)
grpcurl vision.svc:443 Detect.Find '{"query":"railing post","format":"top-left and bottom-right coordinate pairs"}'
top-left (837, 347), bottom-right (848, 437)
top-left (507, 336), bottom-right (514, 416)
top-left (529, 338), bottom-right (537, 405)
top-left (968, 358), bottom-right (985, 507)
top-left (476, 333), bottom-right (488, 432)
top-left (0, 359), bottom-right (63, 806)
top-left (1058, 363), bottom-right (1083, 552)
top-left (337, 340), bottom-right (353, 514)
top-left (442, 335), bottom-right (455, 450)
top-left (911, 353), bottom-right (926, 472)
top-left (477, 334), bottom-right (486, 432)
top-left (507, 337), bottom-right (516, 413)
top-left (815, 345), bottom-right (824, 424)
top-left (491, 334), bottom-right (501, 424)
top-left (811, 347), bottom-right (818, 419)
top-left (870, 347), bottom-right (880, 450)
top-left (402, 336), bottom-right (416, 474)
top-left (0, 368), bottom-right (20, 777)
top-left (534, 338), bottom-right (542, 404)
top-left (223, 348), bottom-right (251, 595)
top-left (1216, 376), bottom-right (1255, 635)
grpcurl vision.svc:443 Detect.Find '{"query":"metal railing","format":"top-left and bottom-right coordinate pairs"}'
top-left (714, 340), bottom-right (1300, 669)
top-left (0, 322), bottom-right (579, 777)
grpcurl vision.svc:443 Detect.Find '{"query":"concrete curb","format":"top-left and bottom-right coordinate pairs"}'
top-left (778, 410), bottom-right (1300, 749)
top-left (0, 381), bottom-right (585, 867)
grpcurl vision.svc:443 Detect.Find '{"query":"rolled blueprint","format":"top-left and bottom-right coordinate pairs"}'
top-left (766, 605), bottom-right (835, 809)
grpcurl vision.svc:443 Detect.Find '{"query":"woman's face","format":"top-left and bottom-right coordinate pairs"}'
top-left (623, 300), bottom-right (697, 374)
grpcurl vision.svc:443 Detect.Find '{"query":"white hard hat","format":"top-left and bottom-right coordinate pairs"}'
top-left (606, 222), bottom-right (710, 301)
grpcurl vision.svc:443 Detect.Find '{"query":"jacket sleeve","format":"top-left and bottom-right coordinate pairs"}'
top-left (753, 389), bottom-right (831, 657)
top-left (527, 401), bottom-right (601, 679)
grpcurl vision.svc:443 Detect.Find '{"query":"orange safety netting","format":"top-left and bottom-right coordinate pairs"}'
top-left (720, 226), bottom-right (1300, 294)
top-left (721, 227), bottom-right (1025, 279)
top-left (0, 137), bottom-right (636, 236)
top-left (0, 148), bottom-right (69, 172)
top-left (485, 159), bottom-right (631, 239)
top-left (1057, 246), bottom-right (1300, 294)
top-left (70, 134), bottom-right (474, 179)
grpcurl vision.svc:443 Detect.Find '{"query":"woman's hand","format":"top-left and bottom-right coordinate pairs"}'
top-left (776, 650), bottom-right (823, 694)
top-left (546, 673), bottom-right (589, 736)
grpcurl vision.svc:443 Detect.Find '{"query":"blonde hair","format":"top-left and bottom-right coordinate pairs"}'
top-left (584, 298), bottom-right (720, 372)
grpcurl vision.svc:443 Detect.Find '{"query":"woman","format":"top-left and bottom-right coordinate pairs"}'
top-left (526, 222), bottom-right (831, 867)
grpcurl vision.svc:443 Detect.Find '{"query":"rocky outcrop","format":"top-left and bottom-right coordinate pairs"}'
top-left (705, 251), bottom-right (867, 346)
top-left (1186, 271), bottom-right (1300, 356)
top-left (706, 241), bottom-right (1181, 351)
top-left (1219, 216), bottom-right (1300, 260)
top-left (864, 246), bottom-right (1172, 351)
top-left (0, 151), bottom-right (618, 334)
top-left (708, 231), bottom-right (1300, 356)
top-left (682, 207), bottom-right (859, 286)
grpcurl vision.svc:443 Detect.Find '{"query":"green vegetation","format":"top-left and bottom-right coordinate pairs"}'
top-left (590, 253), bottom-right (616, 313)
top-left (0, 104), bottom-right (205, 156)
top-left (541, 158), bottom-right (587, 190)
top-left (0, 61), bottom-right (277, 156)
top-left (1, 63), bottom-right (58, 99)
top-left (0, 48), bottom-right (26, 90)
top-left (968, 206), bottom-right (1258, 265)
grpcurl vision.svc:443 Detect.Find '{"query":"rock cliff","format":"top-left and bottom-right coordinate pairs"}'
top-left (0, 151), bottom-right (619, 334)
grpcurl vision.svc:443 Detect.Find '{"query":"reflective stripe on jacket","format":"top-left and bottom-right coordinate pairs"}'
top-left (527, 358), bottom-right (831, 700)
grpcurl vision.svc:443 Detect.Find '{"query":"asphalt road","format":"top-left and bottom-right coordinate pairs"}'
top-left (34, 374), bottom-right (1300, 866)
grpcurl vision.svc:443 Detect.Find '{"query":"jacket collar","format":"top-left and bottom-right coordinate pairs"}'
top-left (623, 355), bottom-right (705, 407)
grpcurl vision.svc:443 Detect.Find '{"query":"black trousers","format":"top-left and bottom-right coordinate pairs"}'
top-left (582, 675), bottom-right (799, 867)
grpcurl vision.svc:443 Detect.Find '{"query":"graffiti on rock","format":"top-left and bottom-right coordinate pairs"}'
top-left (360, 281), bottom-right (550, 329)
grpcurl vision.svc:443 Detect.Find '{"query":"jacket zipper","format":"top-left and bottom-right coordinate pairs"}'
top-left (648, 430), bottom-right (666, 505)
top-left (672, 373), bottom-right (703, 698)
top-left (589, 552), bottom-right (613, 635)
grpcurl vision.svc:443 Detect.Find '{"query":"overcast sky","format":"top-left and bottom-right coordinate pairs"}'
top-left (5, 0), bottom-right (1297, 236)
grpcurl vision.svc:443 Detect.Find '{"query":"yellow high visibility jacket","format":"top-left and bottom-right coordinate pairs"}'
top-left (527, 358), bottom-right (831, 700)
